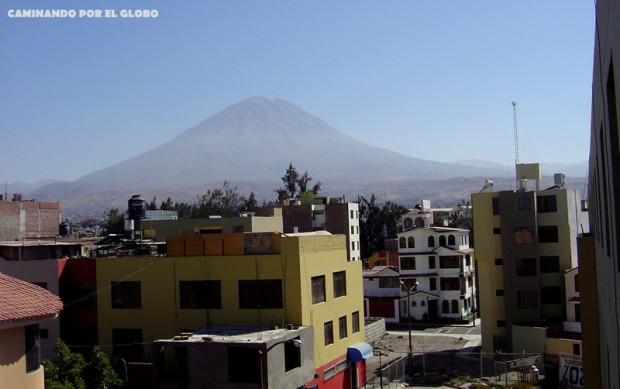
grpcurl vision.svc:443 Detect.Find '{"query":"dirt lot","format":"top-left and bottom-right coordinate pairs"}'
top-left (366, 333), bottom-right (470, 375)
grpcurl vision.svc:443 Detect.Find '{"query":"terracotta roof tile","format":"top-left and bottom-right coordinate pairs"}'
top-left (0, 273), bottom-right (63, 324)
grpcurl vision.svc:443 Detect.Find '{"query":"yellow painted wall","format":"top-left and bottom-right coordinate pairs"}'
top-left (0, 326), bottom-right (44, 389)
top-left (472, 192), bottom-right (505, 355)
top-left (547, 338), bottom-right (581, 356)
top-left (96, 233), bottom-right (364, 369)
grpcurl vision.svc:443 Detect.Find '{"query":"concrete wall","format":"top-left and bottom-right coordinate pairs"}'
top-left (364, 317), bottom-right (385, 343)
top-left (512, 325), bottom-right (546, 355)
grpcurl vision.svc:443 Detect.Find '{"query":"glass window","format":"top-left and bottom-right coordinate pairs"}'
top-left (428, 236), bottom-right (435, 247)
top-left (333, 271), bottom-right (347, 298)
top-left (111, 281), bottom-right (141, 309)
top-left (324, 321), bottom-right (334, 345)
top-left (180, 280), bottom-right (221, 309)
top-left (537, 195), bottom-right (557, 213)
top-left (311, 276), bottom-right (326, 304)
top-left (339, 316), bottom-right (347, 339)
top-left (238, 280), bottom-right (283, 309)
top-left (439, 256), bottom-right (460, 268)
top-left (352, 311), bottom-right (360, 333)
top-left (430, 278), bottom-right (437, 290)
top-left (516, 258), bottom-right (537, 276)
top-left (439, 236), bottom-right (447, 246)
top-left (400, 256), bottom-right (416, 270)
top-left (399, 237), bottom-right (406, 248)
top-left (517, 290), bottom-right (538, 309)
top-left (25, 324), bottom-right (40, 373)
top-left (541, 286), bottom-right (562, 304)
top-left (408, 236), bottom-right (415, 248)
top-left (494, 258), bottom-right (503, 265)
top-left (428, 256), bottom-right (436, 269)
top-left (496, 289), bottom-right (504, 296)
top-left (514, 227), bottom-right (534, 244)
top-left (440, 278), bottom-right (460, 290)
top-left (448, 235), bottom-right (456, 245)
top-left (492, 197), bottom-right (500, 215)
top-left (442, 300), bottom-right (449, 313)
top-left (518, 198), bottom-right (532, 210)
top-left (540, 256), bottom-right (560, 273)
top-left (451, 300), bottom-right (459, 313)
top-left (539, 225), bottom-right (559, 243)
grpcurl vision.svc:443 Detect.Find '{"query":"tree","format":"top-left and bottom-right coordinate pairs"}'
top-left (275, 163), bottom-right (321, 201)
top-left (358, 194), bottom-right (408, 259)
top-left (195, 181), bottom-right (247, 218)
top-left (146, 196), bottom-right (158, 210)
top-left (244, 191), bottom-right (258, 212)
top-left (101, 208), bottom-right (125, 235)
top-left (43, 339), bottom-right (123, 389)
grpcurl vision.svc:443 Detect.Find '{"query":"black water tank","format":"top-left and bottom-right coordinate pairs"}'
top-left (128, 195), bottom-right (146, 220)
top-left (59, 222), bottom-right (71, 237)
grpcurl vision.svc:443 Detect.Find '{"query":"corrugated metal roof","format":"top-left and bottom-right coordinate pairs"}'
top-left (0, 273), bottom-right (63, 325)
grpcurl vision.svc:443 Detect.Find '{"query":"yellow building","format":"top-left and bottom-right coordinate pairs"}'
top-left (472, 178), bottom-right (588, 356)
top-left (96, 231), bottom-right (367, 388)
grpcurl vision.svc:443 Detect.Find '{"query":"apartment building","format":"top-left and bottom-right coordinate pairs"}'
top-left (588, 0), bottom-right (620, 386)
top-left (96, 231), bottom-right (368, 388)
top-left (258, 197), bottom-right (361, 262)
top-left (472, 167), bottom-right (588, 355)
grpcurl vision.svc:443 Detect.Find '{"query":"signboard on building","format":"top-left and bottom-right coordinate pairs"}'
top-left (508, 356), bottom-right (541, 369)
top-left (559, 353), bottom-right (583, 389)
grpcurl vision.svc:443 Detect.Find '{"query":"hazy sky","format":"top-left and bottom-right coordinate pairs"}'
top-left (1, 1), bottom-right (595, 183)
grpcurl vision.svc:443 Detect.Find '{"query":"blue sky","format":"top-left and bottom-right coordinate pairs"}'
top-left (1, 1), bottom-right (595, 183)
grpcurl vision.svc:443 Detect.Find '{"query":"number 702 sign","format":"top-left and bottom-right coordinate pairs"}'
top-left (559, 353), bottom-right (583, 389)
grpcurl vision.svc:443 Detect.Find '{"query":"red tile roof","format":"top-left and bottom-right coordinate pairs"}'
top-left (0, 273), bottom-right (63, 325)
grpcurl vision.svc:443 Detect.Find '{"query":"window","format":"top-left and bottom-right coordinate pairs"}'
top-left (518, 198), bottom-right (532, 210)
top-left (439, 236), bottom-right (447, 246)
top-left (408, 236), bottom-right (415, 248)
top-left (403, 217), bottom-right (413, 230)
top-left (311, 276), bottom-right (326, 304)
top-left (465, 254), bottom-right (471, 267)
top-left (232, 225), bottom-right (244, 233)
top-left (537, 195), bottom-right (557, 213)
top-left (239, 279), bottom-right (283, 309)
top-left (494, 258), bottom-right (503, 265)
top-left (442, 300), bottom-right (449, 313)
top-left (540, 256), bottom-right (560, 273)
top-left (421, 300), bottom-right (426, 306)
top-left (573, 343), bottom-right (581, 356)
top-left (112, 329), bottom-right (143, 361)
top-left (428, 236), bottom-right (435, 247)
top-left (493, 227), bottom-right (501, 235)
top-left (497, 320), bottom-right (506, 327)
top-left (541, 286), bottom-right (562, 304)
top-left (451, 300), bottom-right (459, 313)
top-left (40, 328), bottom-right (49, 339)
top-left (516, 258), bottom-right (537, 276)
top-left (379, 277), bottom-right (399, 288)
top-left (517, 290), bottom-right (538, 309)
top-left (339, 316), bottom-right (347, 339)
top-left (496, 289), bottom-right (504, 296)
top-left (429, 278), bottom-right (437, 290)
top-left (111, 281), bottom-right (141, 309)
top-left (448, 235), bottom-right (456, 245)
top-left (539, 225), bottom-right (559, 243)
top-left (440, 278), bottom-right (460, 291)
top-left (439, 256), bottom-right (460, 268)
top-left (400, 256), bottom-right (416, 270)
top-left (352, 311), bottom-right (360, 333)
top-left (228, 347), bottom-right (258, 382)
top-left (399, 237), bottom-right (406, 249)
top-left (180, 281), bottom-right (221, 309)
top-left (324, 321), bottom-right (334, 345)
top-left (514, 227), bottom-right (534, 244)
top-left (411, 301), bottom-right (417, 307)
top-left (351, 241), bottom-right (355, 251)
top-left (68, 281), bottom-right (97, 309)
top-left (351, 226), bottom-right (355, 234)
top-left (333, 271), bottom-right (347, 298)
top-left (25, 324), bottom-right (40, 373)
top-left (285, 339), bottom-right (302, 371)
top-left (428, 256), bottom-right (436, 269)
top-left (350, 210), bottom-right (354, 219)
top-left (492, 198), bottom-right (500, 215)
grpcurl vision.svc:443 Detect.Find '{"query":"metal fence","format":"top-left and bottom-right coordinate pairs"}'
top-left (364, 351), bottom-right (545, 388)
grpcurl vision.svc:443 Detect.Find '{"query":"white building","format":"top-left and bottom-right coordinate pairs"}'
top-left (397, 225), bottom-right (476, 322)
top-left (362, 266), bottom-right (401, 322)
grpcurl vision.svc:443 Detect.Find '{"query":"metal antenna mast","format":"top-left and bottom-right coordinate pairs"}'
top-left (512, 101), bottom-right (519, 165)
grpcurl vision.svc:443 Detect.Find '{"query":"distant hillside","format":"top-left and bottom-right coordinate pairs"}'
top-left (27, 97), bottom-right (587, 219)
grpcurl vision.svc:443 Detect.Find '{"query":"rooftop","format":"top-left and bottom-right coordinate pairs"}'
top-left (0, 272), bottom-right (63, 326)
top-left (155, 325), bottom-right (307, 344)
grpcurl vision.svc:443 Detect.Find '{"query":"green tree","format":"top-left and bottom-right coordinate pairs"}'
top-left (195, 181), bottom-right (247, 218)
top-left (358, 194), bottom-right (408, 259)
top-left (101, 208), bottom-right (125, 235)
top-left (244, 191), bottom-right (258, 211)
top-left (275, 163), bottom-right (321, 200)
top-left (43, 339), bottom-right (123, 389)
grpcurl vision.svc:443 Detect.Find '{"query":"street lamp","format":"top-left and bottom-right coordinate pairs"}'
top-left (400, 280), bottom-right (419, 381)
top-left (258, 338), bottom-right (302, 389)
